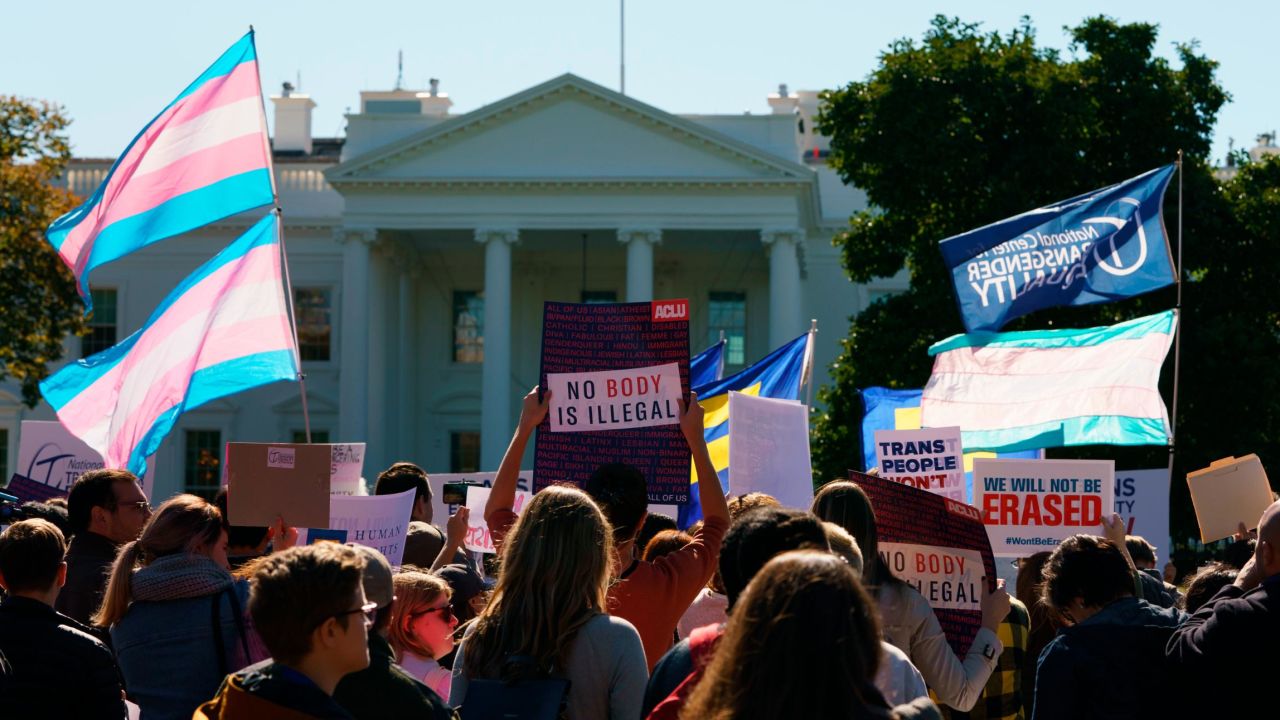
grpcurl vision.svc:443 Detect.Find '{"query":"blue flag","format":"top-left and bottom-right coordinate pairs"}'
top-left (690, 339), bottom-right (727, 388)
top-left (940, 165), bottom-right (1177, 332)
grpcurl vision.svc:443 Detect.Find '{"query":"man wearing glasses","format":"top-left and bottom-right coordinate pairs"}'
top-left (57, 469), bottom-right (151, 624)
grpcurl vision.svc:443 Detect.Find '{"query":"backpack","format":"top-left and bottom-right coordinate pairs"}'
top-left (644, 624), bottom-right (723, 720)
top-left (458, 655), bottom-right (571, 720)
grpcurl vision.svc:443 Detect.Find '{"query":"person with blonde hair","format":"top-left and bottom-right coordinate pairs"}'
top-left (97, 494), bottom-right (292, 720)
top-left (388, 569), bottom-right (458, 701)
top-left (452, 484), bottom-right (647, 719)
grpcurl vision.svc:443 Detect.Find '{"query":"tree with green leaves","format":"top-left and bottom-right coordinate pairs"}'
top-left (1, 96), bottom-right (84, 406)
top-left (813, 16), bottom-right (1278, 548)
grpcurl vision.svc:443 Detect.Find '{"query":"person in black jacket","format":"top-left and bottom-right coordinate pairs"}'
top-left (1167, 499), bottom-right (1280, 717)
top-left (0, 519), bottom-right (126, 719)
top-left (58, 468), bottom-right (151, 624)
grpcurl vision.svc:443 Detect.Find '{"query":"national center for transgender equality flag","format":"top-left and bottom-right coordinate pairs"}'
top-left (678, 332), bottom-right (811, 528)
top-left (940, 165), bottom-right (1177, 333)
top-left (46, 31), bottom-right (275, 311)
top-left (40, 213), bottom-right (298, 477)
top-left (920, 310), bottom-right (1177, 454)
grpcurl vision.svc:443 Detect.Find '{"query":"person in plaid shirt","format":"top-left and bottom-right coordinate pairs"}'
top-left (936, 597), bottom-right (1030, 720)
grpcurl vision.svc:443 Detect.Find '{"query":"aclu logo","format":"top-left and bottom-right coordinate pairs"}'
top-left (1084, 197), bottom-right (1149, 277)
top-left (651, 299), bottom-right (689, 323)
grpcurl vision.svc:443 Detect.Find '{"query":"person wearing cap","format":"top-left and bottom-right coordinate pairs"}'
top-left (333, 544), bottom-right (458, 720)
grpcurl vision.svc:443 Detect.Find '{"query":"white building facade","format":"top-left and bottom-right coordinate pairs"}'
top-left (2, 75), bottom-right (908, 500)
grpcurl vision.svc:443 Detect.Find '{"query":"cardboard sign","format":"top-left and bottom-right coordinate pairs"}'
top-left (546, 363), bottom-right (682, 432)
top-left (1187, 455), bottom-right (1273, 542)
top-left (874, 427), bottom-right (965, 501)
top-left (16, 420), bottom-right (154, 498)
top-left (973, 458), bottom-right (1115, 557)
top-left (726, 392), bottom-right (814, 510)
top-left (536, 300), bottom-right (691, 503)
top-left (226, 443), bottom-right (331, 528)
top-left (428, 471), bottom-right (535, 529)
top-left (464, 485), bottom-right (534, 554)
top-left (851, 470), bottom-right (996, 656)
top-left (330, 488), bottom-right (416, 567)
top-left (328, 443), bottom-right (366, 495)
top-left (1115, 468), bottom-right (1171, 568)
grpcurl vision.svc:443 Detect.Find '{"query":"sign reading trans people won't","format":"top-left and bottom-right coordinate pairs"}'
top-left (939, 165), bottom-right (1177, 332)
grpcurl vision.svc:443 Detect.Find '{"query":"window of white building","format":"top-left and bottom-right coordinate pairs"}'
top-left (450, 431), bottom-right (481, 473)
top-left (291, 430), bottom-right (330, 444)
top-left (708, 291), bottom-right (747, 368)
top-left (453, 291), bottom-right (484, 364)
top-left (294, 288), bottom-right (332, 362)
top-left (580, 290), bottom-right (617, 304)
top-left (82, 288), bottom-right (118, 357)
top-left (184, 430), bottom-right (222, 501)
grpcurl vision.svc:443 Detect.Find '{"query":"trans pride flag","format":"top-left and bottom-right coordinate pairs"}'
top-left (47, 32), bottom-right (274, 308)
top-left (40, 214), bottom-right (298, 476)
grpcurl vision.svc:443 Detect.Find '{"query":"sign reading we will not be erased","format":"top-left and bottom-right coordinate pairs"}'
top-left (974, 458), bottom-right (1114, 557)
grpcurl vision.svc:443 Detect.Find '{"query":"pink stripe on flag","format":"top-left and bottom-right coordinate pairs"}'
top-left (928, 335), bottom-right (1172, 378)
top-left (55, 245), bottom-right (281, 432)
top-left (57, 61), bottom-right (264, 265)
top-left (101, 315), bottom-right (293, 465)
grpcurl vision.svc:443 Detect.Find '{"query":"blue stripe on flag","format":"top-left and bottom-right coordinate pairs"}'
top-left (960, 416), bottom-right (1169, 454)
top-left (928, 310), bottom-right (1176, 356)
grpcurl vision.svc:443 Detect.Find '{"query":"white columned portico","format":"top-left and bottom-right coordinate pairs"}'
top-left (761, 228), bottom-right (805, 348)
top-left (337, 227), bottom-right (377, 444)
top-left (476, 228), bottom-right (519, 471)
top-left (618, 228), bottom-right (662, 302)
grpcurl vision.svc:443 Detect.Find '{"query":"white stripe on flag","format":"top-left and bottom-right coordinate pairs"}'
top-left (134, 96), bottom-right (265, 176)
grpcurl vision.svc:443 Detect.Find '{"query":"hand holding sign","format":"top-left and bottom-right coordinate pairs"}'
top-left (982, 578), bottom-right (1012, 632)
top-left (520, 387), bottom-right (551, 434)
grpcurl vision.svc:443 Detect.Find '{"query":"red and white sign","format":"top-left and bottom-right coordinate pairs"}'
top-left (546, 362), bottom-right (682, 432)
top-left (973, 458), bottom-right (1115, 557)
top-left (874, 427), bottom-right (965, 501)
top-left (464, 485), bottom-right (534, 554)
top-left (880, 541), bottom-right (984, 611)
top-left (651, 299), bottom-right (689, 322)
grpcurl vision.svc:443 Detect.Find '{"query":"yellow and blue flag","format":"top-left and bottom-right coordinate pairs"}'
top-left (689, 338), bottom-right (727, 388)
top-left (679, 332), bottom-right (811, 528)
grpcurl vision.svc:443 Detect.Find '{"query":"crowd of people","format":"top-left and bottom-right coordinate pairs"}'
top-left (0, 385), bottom-right (1276, 719)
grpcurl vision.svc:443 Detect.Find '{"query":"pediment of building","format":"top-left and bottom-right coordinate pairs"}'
top-left (327, 74), bottom-right (815, 189)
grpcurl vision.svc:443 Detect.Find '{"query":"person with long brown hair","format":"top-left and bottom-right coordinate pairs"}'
top-left (812, 481), bottom-right (1009, 712)
top-left (96, 494), bottom-right (291, 720)
top-left (680, 550), bottom-right (939, 720)
top-left (451, 484), bottom-right (647, 719)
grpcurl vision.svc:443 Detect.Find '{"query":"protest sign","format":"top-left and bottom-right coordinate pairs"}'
top-left (428, 471), bottom-right (534, 529)
top-left (1187, 455), bottom-right (1273, 542)
top-left (1115, 468), bottom-right (1171, 569)
top-left (328, 443), bottom-right (366, 495)
top-left (16, 420), bottom-right (155, 498)
top-left (973, 458), bottom-right (1114, 557)
top-left (226, 443), bottom-right (331, 528)
top-left (330, 488), bottom-right (415, 567)
top-left (536, 300), bottom-right (691, 503)
top-left (4, 474), bottom-right (66, 504)
top-left (851, 470), bottom-right (995, 656)
top-left (307, 528), bottom-right (349, 544)
top-left (726, 392), bottom-right (814, 510)
top-left (464, 485), bottom-right (534, 553)
top-left (874, 427), bottom-right (966, 502)
top-left (546, 363), bottom-right (682, 432)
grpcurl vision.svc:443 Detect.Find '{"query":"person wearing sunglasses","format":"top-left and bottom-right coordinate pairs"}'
top-left (387, 569), bottom-right (459, 701)
top-left (333, 545), bottom-right (457, 720)
top-left (58, 468), bottom-right (151, 626)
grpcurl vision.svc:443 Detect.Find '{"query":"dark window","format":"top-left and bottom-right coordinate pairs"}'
top-left (708, 292), bottom-right (747, 367)
top-left (580, 290), bottom-right (617, 304)
top-left (450, 431), bottom-right (481, 473)
top-left (184, 430), bottom-right (222, 500)
top-left (291, 430), bottom-right (330, 444)
top-left (82, 288), bottom-right (118, 356)
top-left (453, 291), bottom-right (484, 363)
top-left (294, 288), bottom-right (332, 362)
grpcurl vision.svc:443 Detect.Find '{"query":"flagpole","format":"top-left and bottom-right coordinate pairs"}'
top-left (717, 330), bottom-right (726, 381)
top-left (803, 319), bottom-right (818, 408)
top-left (251, 25), bottom-right (312, 443)
top-left (1167, 151), bottom-right (1184, 477)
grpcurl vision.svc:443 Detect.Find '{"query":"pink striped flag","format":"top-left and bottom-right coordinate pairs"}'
top-left (40, 213), bottom-right (298, 475)
top-left (47, 31), bottom-right (274, 310)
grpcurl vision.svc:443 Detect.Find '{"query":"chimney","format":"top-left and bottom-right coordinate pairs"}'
top-left (767, 83), bottom-right (799, 115)
top-left (271, 82), bottom-right (316, 154)
top-left (419, 78), bottom-right (453, 117)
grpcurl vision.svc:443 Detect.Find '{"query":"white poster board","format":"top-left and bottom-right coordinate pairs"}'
top-left (726, 392), bottom-right (813, 510)
top-left (873, 426), bottom-right (966, 501)
top-left (973, 458), bottom-right (1115, 557)
top-left (428, 471), bottom-right (534, 530)
top-left (546, 363), bottom-right (682, 432)
top-left (328, 443), bottom-right (366, 495)
top-left (329, 488), bottom-right (415, 567)
top-left (16, 420), bottom-right (154, 498)
top-left (1115, 468), bottom-right (1171, 569)
top-left (1187, 455), bottom-right (1273, 542)
top-left (464, 485), bottom-right (534, 554)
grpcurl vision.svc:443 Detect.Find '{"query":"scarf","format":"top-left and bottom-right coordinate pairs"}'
top-left (132, 553), bottom-right (233, 603)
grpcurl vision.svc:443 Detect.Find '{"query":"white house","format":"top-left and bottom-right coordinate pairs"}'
top-left (2, 74), bottom-right (908, 501)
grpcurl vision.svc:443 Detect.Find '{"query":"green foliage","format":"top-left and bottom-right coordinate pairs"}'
top-left (812, 15), bottom-right (1280, 545)
top-left (0, 96), bottom-right (84, 406)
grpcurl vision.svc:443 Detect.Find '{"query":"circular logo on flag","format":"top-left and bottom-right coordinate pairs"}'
top-left (1083, 197), bottom-right (1147, 277)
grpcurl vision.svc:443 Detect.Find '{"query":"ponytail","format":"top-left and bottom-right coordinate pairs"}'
top-left (94, 540), bottom-right (142, 627)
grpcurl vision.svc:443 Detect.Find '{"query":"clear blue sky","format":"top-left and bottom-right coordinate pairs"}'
top-left (6, 0), bottom-right (1275, 163)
